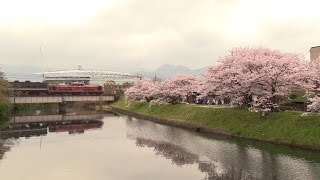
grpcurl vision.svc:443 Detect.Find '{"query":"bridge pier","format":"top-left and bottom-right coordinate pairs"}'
top-left (93, 101), bottom-right (103, 112)
top-left (99, 103), bottom-right (103, 111)
top-left (12, 104), bottom-right (19, 113)
top-left (98, 98), bottom-right (103, 112)
top-left (58, 102), bottom-right (67, 114)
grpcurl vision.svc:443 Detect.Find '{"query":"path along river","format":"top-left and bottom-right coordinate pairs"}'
top-left (0, 112), bottom-right (319, 180)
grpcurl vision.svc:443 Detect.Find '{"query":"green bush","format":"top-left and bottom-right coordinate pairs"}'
top-left (0, 103), bottom-right (10, 124)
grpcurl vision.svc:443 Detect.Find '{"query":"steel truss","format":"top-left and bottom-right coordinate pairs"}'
top-left (34, 70), bottom-right (141, 81)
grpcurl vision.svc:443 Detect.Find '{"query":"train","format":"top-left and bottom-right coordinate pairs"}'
top-left (48, 120), bottom-right (103, 134)
top-left (9, 81), bottom-right (104, 96)
top-left (0, 119), bottom-right (103, 138)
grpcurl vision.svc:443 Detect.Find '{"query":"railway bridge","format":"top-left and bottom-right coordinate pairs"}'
top-left (0, 113), bottom-right (107, 138)
top-left (9, 95), bottom-right (115, 113)
top-left (10, 113), bottom-right (104, 124)
top-left (7, 67), bottom-right (137, 104)
top-left (9, 95), bottom-right (114, 104)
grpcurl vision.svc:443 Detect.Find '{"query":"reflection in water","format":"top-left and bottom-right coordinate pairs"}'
top-left (0, 139), bottom-right (13, 161)
top-left (135, 137), bottom-right (259, 180)
top-left (0, 113), bottom-right (319, 180)
top-left (136, 138), bottom-right (198, 166)
top-left (126, 117), bottom-right (320, 180)
top-left (13, 103), bottom-right (98, 117)
top-left (1, 113), bottom-right (104, 138)
top-left (0, 123), bottom-right (48, 138)
top-left (48, 120), bottom-right (103, 134)
top-left (0, 112), bottom-right (104, 162)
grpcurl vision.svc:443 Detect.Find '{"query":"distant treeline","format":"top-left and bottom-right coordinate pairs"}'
top-left (0, 70), bottom-right (11, 125)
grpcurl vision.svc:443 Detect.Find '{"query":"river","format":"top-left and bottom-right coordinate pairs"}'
top-left (0, 110), bottom-right (319, 180)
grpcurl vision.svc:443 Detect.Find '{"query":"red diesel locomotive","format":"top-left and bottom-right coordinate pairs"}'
top-left (48, 120), bottom-right (103, 134)
top-left (49, 82), bottom-right (103, 95)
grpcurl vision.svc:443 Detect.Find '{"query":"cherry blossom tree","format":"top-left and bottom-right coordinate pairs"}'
top-left (306, 61), bottom-right (320, 112)
top-left (124, 74), bottom-right (199, 104)
top-left (307, 97), bottom-right (320, 112)
top-left (157, 74), bottom-right (199, 104)
top-left (124, 79), bottom-right (159, 104)
top-left (308, 61), bottom-right (320, 92)
top-left (203, 47), bottom-right (311, 107)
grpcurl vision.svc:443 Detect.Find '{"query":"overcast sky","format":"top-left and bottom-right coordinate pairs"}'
top-left (0, 0), bottom-right (320, 72)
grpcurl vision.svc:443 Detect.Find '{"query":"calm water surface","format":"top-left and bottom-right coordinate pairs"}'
top-left (0, 112), bottom-right (320, 180)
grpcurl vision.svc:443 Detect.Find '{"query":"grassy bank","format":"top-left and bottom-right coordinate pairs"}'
top-left (110, 98), bottom-right (320, 149)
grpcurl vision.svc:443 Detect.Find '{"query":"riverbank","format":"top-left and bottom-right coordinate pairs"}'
top-left (0, 103), bottom-right (10, 128)
top-left (109, 98), bottom-right (320, 151)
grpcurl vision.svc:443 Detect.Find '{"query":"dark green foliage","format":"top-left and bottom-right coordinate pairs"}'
top-left (13, 104), bottom-right (59, 116)
top-left (291, 96), bottom-right (308, 103)
top-left (0, 71), bottom-right (10, 127)
top-left (0, 103), bottom-right (10, 127)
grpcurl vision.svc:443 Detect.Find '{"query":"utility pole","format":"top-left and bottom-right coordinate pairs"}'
top-left (40, 46), bottom-right (44, 81)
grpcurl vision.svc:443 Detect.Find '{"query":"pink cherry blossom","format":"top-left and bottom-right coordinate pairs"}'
top-left (306, 61), bottom-right (320, 112)
top-left (124, 74), bottom-right (199, 104)
top-left (308, 96), bottom-right (320, 112)
top-left (157, 74), bottom-right (199, 103)
top-left (124, 78), bottom-right (159, 104)
top-left (202, 47), bottom-right (311, 107)
top-left (125, 47), bottom-right (320, 111)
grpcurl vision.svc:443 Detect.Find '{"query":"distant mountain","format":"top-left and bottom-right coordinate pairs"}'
top-left (0, 64), bottom-right (208, 82)
top-left (0, 65), bottom-right (43, 81)
top-left (141, 64), bottom-right (207, 80)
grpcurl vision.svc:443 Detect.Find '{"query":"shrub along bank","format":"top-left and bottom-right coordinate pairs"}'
top-left (110, 98), bottom-right (320, 150)
top-left (0, 103), bottom-right (10, 128)
top-left (0, 78), bottom-right (10, 128)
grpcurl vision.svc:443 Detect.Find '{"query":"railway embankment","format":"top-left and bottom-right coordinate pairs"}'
top-left (108, 98), bottom-right (320, 151)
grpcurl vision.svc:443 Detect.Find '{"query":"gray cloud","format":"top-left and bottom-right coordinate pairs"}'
top-left (0, 0), bottom-right (319, 73)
